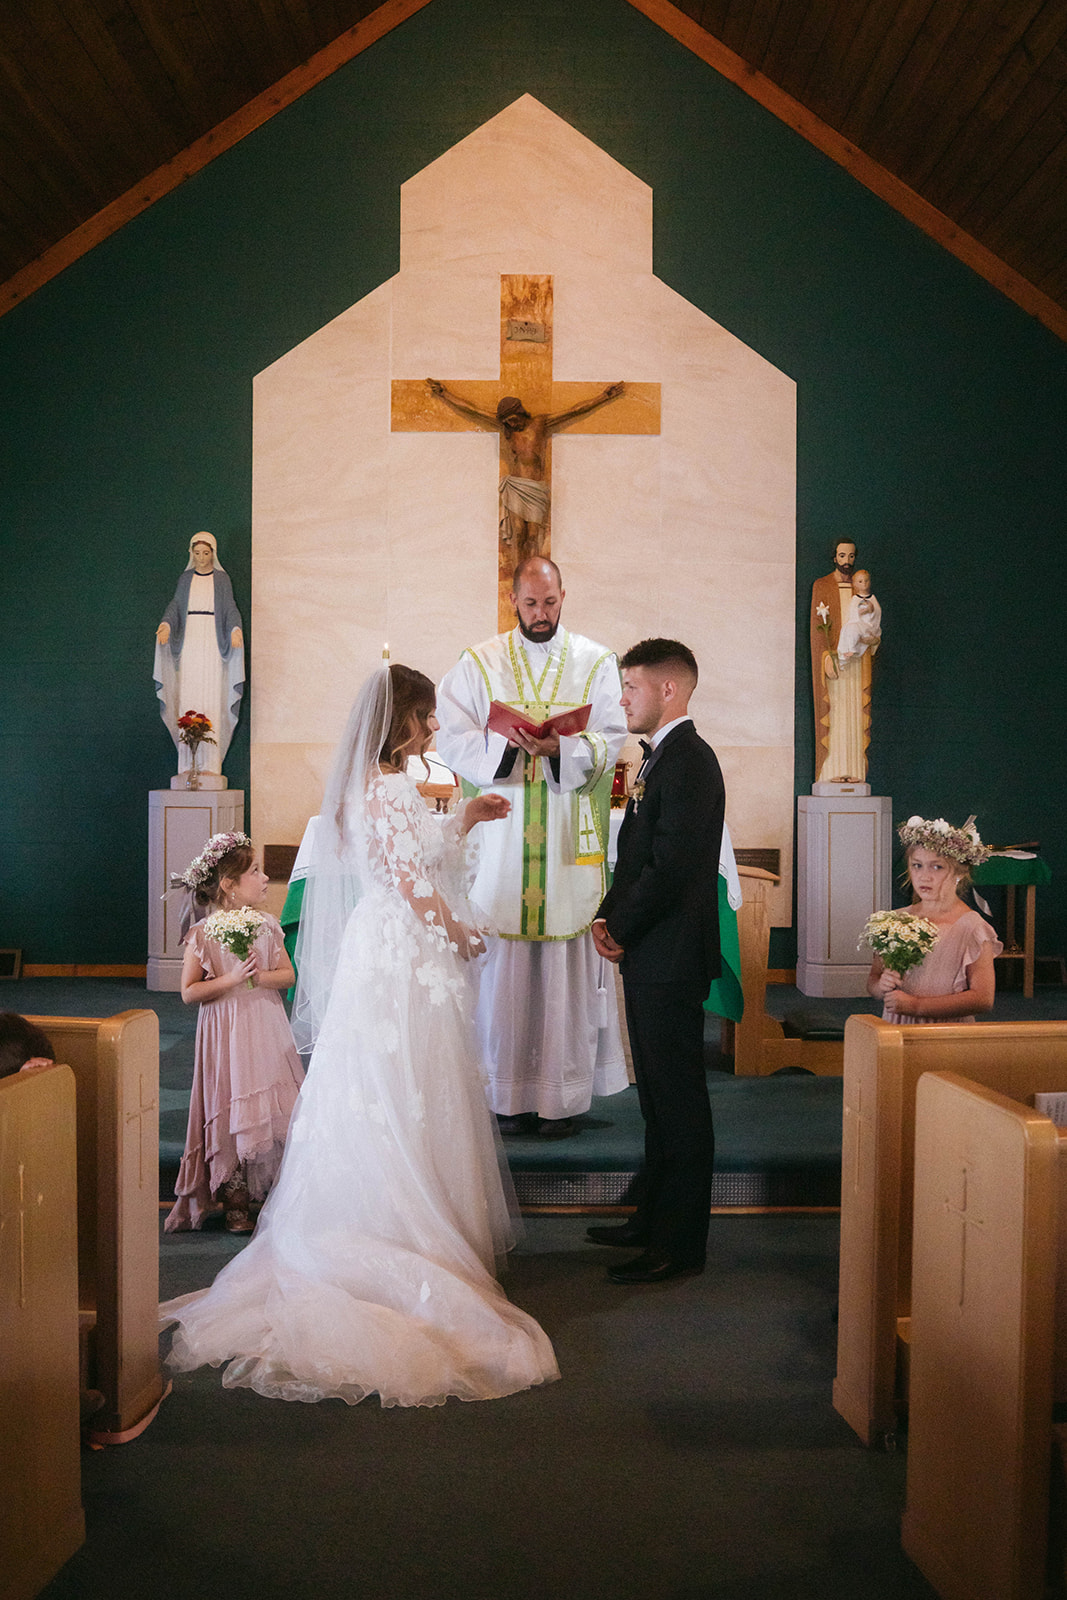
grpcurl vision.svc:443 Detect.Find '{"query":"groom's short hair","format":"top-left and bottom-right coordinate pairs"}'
top-left (619, 638), bottom-right (698, 687)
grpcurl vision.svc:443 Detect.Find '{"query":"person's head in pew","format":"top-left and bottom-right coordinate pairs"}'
top-left (0, 1012), bottom-right (55, 1079)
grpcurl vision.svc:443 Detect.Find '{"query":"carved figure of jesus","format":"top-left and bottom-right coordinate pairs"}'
top-left (425, 378), bottom-right (625, 560)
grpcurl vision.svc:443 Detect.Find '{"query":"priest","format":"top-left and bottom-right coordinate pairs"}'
top-left (435, 558), bottom-right (628, 1138)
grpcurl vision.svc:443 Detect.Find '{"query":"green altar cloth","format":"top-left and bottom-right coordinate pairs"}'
top-left (972, 855), bottom-right (1052, 887)
top-left (705, 873), bottom-right (744, 1024)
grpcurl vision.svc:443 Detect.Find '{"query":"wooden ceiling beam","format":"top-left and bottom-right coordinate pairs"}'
top-left (0, 0), bottom-right (433, 318)
top-left (898, 1), bottom-right (1049, 194)
top-left (625, 0), bottom-right (1067, 341)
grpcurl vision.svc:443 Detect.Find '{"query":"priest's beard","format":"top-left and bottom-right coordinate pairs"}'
top-left (516, 616), bottom-right (560, 644)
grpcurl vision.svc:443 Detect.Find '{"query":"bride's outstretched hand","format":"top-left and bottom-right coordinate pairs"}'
top-left (453, 923), bottom-right (487, 961)
top-left (462, 794), bottom-right (511, 832)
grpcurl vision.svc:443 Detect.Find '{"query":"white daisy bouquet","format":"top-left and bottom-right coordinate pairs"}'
top-left (202, 907), bottom-right (266, 988)
top-left (859, 909), bottom-right (939, 975)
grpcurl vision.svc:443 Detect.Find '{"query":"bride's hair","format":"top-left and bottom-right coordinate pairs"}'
top-left (298, 662), bottom-right (436, 1054)
top-left (381, 664), bottom-right (436, 770)
top-left (332, 663), bottom-right (436, 839)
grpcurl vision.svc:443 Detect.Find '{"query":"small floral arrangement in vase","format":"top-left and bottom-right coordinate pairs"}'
top-left (859, 909), bottom-right (939, 974)
top-left (177, 710), bottom-right (216, 789)
top-left (202, 907), bottom-right (265, 988)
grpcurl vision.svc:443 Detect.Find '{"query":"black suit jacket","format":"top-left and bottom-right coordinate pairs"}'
top-left (597, 721), bottom-right (725, 989)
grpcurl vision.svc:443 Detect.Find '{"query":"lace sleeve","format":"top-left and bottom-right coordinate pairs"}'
top-left (367, 777), bottom-right (467, 950)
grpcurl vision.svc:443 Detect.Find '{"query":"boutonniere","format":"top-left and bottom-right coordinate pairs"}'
top-left (631, 779), bottom-right (646, 810)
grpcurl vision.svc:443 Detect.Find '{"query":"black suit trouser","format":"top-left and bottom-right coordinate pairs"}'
top-left (621, 979), bottom-right (714, 1262)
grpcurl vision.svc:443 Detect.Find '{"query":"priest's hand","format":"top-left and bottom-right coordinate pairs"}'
top-left (156, 622), bottom-right (170, 645)
top-left (511, 726), bottom-right (561, 759)
top-left (231, 627), bottom-right (243, 648)
top-left (592, 919), bottom-right (624, 964)
top-left (462, 794), bottom-right (511, 833)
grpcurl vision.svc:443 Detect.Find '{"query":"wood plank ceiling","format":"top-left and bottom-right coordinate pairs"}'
top-left (2, 0), bottom-right (1067, 334)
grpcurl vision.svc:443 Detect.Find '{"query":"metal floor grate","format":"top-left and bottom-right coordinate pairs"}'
top-left (513, 1168), bottom-right (841, 1209)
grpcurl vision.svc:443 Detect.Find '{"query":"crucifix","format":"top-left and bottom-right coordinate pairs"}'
top-left (392, 274), bottom-right (661, 629)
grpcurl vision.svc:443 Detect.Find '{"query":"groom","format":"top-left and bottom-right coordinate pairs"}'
top-left (590, 639), bottom-right (725, 1284)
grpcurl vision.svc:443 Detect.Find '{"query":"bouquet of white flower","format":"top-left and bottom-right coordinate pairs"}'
top-left (202, 907), bottom-right (266, 988)
top-left (859, 909), bottom-right (939, 975)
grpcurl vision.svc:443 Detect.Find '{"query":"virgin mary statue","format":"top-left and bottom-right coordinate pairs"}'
top-left (154, 532), bottom-right (245, 778)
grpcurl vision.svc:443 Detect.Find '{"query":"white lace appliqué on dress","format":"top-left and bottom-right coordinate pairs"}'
top-left (160, 772), bottom-right (558, 1407)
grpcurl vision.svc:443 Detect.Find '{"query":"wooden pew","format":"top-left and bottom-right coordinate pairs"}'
top-left (732, 865), bottom-right (844, 1076)
top-left (0, 1065), bottom-right (85, 1600)
top-left (834, 1014), bottom-right (1067, 1448)
top-left (902, 1072), bottom-right (1067, 1600)
top-left (27, 1010), bottom-right (166, 1439)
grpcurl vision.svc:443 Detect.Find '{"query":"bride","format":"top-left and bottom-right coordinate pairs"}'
top-left (160, 661), bottom-right (559, 1406)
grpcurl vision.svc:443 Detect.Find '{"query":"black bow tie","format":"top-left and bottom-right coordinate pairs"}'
top-left (639, 739), bottom-right (653, 759)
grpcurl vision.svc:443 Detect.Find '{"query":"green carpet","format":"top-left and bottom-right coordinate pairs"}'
top-left (39, 1212), bottom-right (936, 1600)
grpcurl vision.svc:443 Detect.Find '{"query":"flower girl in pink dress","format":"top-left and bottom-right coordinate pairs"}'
top-left (867, 814), bottom-right (1001, 1025)
top-left (165, 833), bottom-right (304, 1234)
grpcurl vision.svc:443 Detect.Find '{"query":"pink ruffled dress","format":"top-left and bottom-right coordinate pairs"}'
top-left (883, 908), bottom-right (1002, 1026)
top-left (165, 913), bottom-right (305, 1231)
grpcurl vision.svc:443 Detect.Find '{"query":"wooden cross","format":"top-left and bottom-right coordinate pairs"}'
top-left (125, 1072), bottom-right (159, 1192)
top-left (944, 1162), bottom-right (985, 1308)
top-left (392, 274), bottom-right (660, 629)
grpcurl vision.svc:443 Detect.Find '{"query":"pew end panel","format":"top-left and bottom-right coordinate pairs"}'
top-left (733, 866), bottom-right (844, 1078)
top-left (0, 1064), bottom-right (85, 1600)
top-left (27, 1010), bottom-right (165, 1435)
top-left (902, 1072), bottom-right (1063, 1600)
top-left (835, 1014), bottom-right (1067, 1448)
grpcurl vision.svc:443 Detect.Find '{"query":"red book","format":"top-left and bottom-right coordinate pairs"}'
top-left (487, 701), bottom-right (592, 742)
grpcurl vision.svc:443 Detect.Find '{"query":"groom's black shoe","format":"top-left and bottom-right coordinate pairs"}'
top-left (607, 1252), bottom-right (705, 1285)
top-left (585, 1222), bottom-right (649, 1248)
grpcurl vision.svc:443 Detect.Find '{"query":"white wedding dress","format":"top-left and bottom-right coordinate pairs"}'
top-left (161, 771), bottom-right (559, 1406)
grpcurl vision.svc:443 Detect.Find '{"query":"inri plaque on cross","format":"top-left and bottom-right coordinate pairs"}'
top-left (391, 274), bottom-right (660, 629)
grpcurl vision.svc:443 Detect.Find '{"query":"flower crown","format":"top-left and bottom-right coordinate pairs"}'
top-left (176, 831), bottom-right (252, 891)
top-left (897, 814), bottom-right (990, 869)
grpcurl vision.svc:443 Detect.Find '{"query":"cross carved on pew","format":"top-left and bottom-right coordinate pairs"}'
top-left (125, 1072), bottom-right (159, 1192)
top-left (843, 1077), bottom-right (874, 1196)
top-left (0, 1159), bottom-right (28, 1309)
top-left (391, 274), bottom-right (661, 629)
top-left (944, 1162), bottom-right (985, 1308)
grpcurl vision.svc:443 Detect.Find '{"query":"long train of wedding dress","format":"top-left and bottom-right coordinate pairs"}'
top-left (160, 772), bottom-right (559, 1406)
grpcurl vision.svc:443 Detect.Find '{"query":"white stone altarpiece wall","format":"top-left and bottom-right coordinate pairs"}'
top-left (252, 95), bottom-right (796, 925)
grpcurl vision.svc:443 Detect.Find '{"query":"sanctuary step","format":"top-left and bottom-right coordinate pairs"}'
top-left (17, 975), bottom-right (1067, 1224)
top-left (495, 1077), bottom-right (844, 1210)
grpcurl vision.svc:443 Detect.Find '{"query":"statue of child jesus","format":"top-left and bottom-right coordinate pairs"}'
top-left (836, 569), bottom-right (882, 666)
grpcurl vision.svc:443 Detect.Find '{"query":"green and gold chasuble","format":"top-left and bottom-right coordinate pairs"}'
top-left (462, 629), bottom-right (618, 940)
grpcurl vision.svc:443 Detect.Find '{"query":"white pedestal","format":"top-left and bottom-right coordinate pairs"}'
top-left (169, 772), bottom-right (227, 790)
top-left (147, 789), bottom-right (245, 991)
top-left (797, 794), bottom-right (893, 997)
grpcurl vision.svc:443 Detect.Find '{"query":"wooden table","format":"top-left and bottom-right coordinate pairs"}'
top-left (972, 853), bottom-right (1053, 998)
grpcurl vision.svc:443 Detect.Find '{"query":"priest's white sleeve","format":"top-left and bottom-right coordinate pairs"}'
top-left (544, 652), bottom-right (627, 794)
top-left (435, 654), bottom-right (512, 788)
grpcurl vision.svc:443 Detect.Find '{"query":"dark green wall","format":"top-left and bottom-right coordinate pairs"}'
top-left (3, 0), bottom-right (1065, 966)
